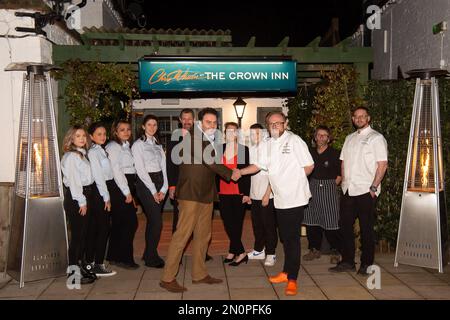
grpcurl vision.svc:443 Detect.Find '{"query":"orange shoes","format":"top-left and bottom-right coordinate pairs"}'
top-left (268, 272), bottom-right (288, 284)
top-left (269, 273), bottom-right (298, 296)
top-left (285, 280), bottom-right (298, 296)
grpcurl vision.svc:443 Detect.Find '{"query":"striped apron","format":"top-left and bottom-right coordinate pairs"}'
top-left (303, 178), bottom-right (340, 230)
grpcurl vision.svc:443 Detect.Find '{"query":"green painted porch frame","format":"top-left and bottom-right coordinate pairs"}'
top-left (52, 42), bottom-right (372, 146)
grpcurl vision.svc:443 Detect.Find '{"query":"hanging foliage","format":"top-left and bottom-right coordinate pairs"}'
top-left (287, 68), bottom-right (450, 246)
top-left (311, 65), bottom-right (365, 149)
top-left (54, 59), bottom-right (139, 127)
top-left (366, 80), bottom-right (415, 245)
top-left (286, 84), bottom-right (316, 144)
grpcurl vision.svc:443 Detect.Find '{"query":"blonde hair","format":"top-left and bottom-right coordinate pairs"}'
top-left (62, 125), bottom-right (88, 158)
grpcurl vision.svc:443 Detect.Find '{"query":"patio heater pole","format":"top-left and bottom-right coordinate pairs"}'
top-left (394, 68), bottom-right (449, 273)
top-left (4, 63), bottom-right (68, 287)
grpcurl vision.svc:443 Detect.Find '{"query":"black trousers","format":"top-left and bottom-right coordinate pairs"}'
top-left (64, 184), bottom-right (94, 266)
top-left (106, 175), bottom-right (138, 264)
top-left (171, 198), bottom-right (179, 234)
top-left (85, 182), bottom-right (113, 264)
top-left (136, 172), bottom-right (164, 265)
top-left (306, 225), bottom-right (342, 253)
top-left (219, 194), bottom-right (246, 255)
top-left (340, 192), bottom-right (376, 266)
top-left (250, 199), bottom-right (278, 255)
top-left (276, 206), bottom-right (304, 281)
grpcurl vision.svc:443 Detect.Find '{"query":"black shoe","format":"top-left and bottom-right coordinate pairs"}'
top-left (328, 262), bottom-right (356, 273)
top-left (67, 268), bottom-right (95, 285)
top-left (117, 262), bottom-right (140, 270)
top-left (80, 263), bottom-right (98, 280)
top-left (107, 260), bottom-right (118, 266)
top-left (92, 264), bottom-right (117, 277)
top-left (145, 260), bottom-right (165, 269)
top-left (223, 254), bottom-right (235, 263)
top-left (205, 253), bottom-right (213, 262)
top-left (357, 264), bottom-right (370, 276)
top-left (229, 255), bottom-right (248, 267)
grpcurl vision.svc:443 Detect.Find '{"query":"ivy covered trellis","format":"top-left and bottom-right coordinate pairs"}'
top-left (287, 65), bottom-right (364, 149)
top-left (54, 59), bottom-right (139, 127)
top-left (287, 68), bottom-right (450, 249)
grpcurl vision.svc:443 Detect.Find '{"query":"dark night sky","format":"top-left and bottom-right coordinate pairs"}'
top-left (120, 0), bottom-right (367, 47)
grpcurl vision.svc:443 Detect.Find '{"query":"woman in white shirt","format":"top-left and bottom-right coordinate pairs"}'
top-left (61, 126), bottom-right (97, 285)
top-left (105, 120), bottom-right (139, 270)
top-left (132, 114), bottom-right (168, 268)
top-left (85, 122), bottom-right (117, 277)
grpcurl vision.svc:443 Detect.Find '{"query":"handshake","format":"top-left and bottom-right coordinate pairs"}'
top-left (231, 168), bottom-right (242, 181)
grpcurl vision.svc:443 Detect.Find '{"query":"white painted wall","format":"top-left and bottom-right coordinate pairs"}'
top-left (0, 1), bottom-right (122, 183)
top-left (133, 97), bottom-right (286, 131)
top-left (0, 9), bottom-right (79, 183)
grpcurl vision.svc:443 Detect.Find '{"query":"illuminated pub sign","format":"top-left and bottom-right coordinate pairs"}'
top-left (138, 56), bottom-right (297, 95)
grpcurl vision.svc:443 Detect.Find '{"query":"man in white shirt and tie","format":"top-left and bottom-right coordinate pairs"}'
top-left (329, 106), bottom-right (388, 275)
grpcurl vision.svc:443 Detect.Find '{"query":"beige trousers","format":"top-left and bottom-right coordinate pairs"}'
top-left (161, 200), bottom-right (213, 282)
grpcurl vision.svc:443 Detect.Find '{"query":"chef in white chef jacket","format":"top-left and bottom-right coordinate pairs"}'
top-left (238, 111), bottom-right (314, 296)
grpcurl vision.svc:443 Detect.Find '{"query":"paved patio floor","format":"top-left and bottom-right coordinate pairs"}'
top-left (1, 212), bottom-right (449, 300)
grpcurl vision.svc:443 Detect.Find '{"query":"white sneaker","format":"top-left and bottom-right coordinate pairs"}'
top-left (264, 255), bottom-right (276, 266)
top-left (247, 250), bottom-right (266, 260)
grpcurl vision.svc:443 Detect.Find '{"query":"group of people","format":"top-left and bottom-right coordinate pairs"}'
top-left (61, 105), bottom-right (388, 297)
top-left (62, 116), bottom-right (168, 285)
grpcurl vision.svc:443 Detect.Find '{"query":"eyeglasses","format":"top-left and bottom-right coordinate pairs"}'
top-left (268, 121), bottom-right (285, 127)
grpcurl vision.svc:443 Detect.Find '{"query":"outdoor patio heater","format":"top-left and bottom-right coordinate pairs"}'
top-left (4, 63), bottom-right (68, 287)
top-left (394, 68), bottom-right (449, 273)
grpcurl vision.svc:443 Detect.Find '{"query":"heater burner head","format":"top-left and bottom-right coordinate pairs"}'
top-left (4, 63), bottom-right (61, 74)
top-left (406, 68), bottom-right (449, 80)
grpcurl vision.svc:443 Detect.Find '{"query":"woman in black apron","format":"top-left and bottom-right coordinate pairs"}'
top-left (303, 126), bottom-right (342, 264)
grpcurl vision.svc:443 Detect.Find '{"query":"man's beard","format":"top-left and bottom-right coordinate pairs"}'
top-left (270, 129), bottom-right (283, 138)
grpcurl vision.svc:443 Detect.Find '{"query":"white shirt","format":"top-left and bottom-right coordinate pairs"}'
top-left (256, 131), bottom-right (314, 209)
top-left (88, 144), bottom-right (114, 202)
top-left (106, 140), bottom-right (136, 196)
top-left (61, 149), bottom-right (94, 207)
top-left (340, 126), bottom-right (388, 196)
top-left (132, 136), bottom-right (168, 195)
top-left (249, 140), bottom-right (273, 200)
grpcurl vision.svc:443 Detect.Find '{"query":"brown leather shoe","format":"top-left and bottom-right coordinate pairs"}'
top-left (192, 275), bottom-right (223, 284)
top-left (159, 280), bottom-right (187, 293)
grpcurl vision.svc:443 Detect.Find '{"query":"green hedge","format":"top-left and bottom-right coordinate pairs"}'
top-left (366, 80), bottom-right (415, 245)
top-left (288, 76), bottom-right (450, 246)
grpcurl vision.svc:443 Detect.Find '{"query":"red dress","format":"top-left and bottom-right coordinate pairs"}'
top-left (219, 154), bottom-right (240, 195)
